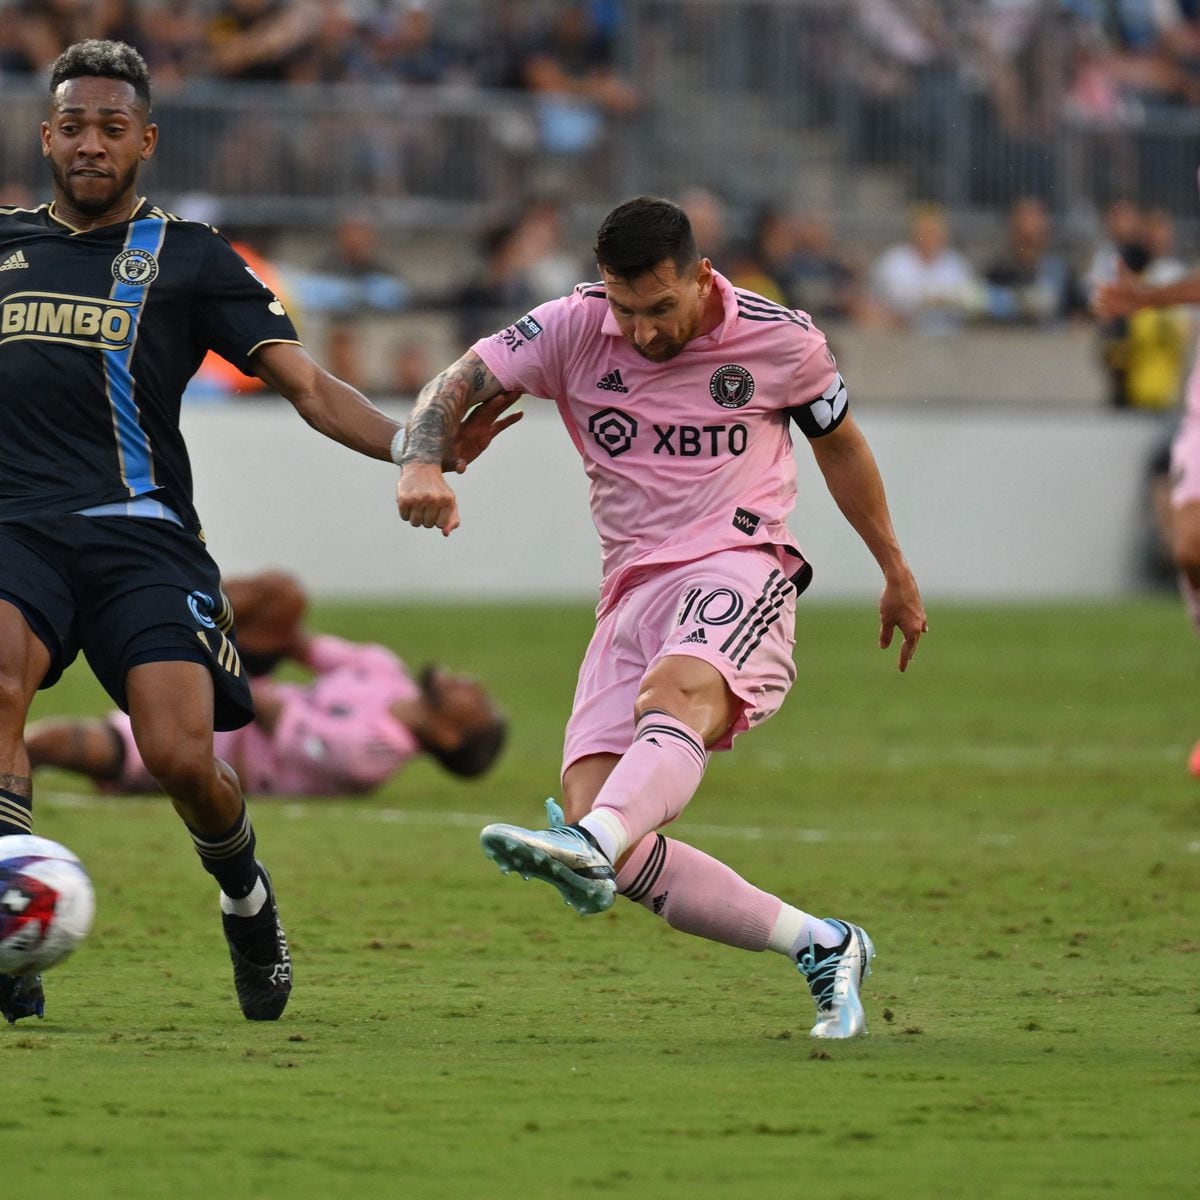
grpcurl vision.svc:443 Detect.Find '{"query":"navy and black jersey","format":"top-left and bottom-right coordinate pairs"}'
top-left (0, 199), bottom-right (300, 532)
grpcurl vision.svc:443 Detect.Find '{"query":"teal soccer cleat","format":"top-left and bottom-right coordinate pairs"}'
top-left (481, 806), bottom-right (616, 916)
top-left (796, 919), bottom-right (875, 1038)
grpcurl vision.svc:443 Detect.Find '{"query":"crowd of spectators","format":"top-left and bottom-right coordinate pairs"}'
top-left (9, 1), bottom-right (1200, 215)
top-left (4, 1), bottom-right (1199, 413)
top-left (852, 0), bottom-right (1200, 128)
top-left (186, 186), bottom-right (1188, 407)
top-left (0, 1), bottom-right (637, 118)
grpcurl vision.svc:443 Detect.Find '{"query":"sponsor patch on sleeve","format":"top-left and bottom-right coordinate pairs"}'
top-left (515, 314), bottom-right (543, 340)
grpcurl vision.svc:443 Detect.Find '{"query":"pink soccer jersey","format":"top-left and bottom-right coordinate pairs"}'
top-left (473, 270), bottom-right (844, 613)
top-left (107, 634), bottom-right (422, 796)
top-left (1172, 350), bottom-right (1200, 508)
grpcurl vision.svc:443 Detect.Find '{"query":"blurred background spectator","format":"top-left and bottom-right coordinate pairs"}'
top-left (1098, 241), bottom-right (1192, 410)
top-left (286, 212), bottom-right (410, 318)
top-left (870, 203), bottom-right (979, 333)
top-left (204, 0), bottom-right (321, 83)
top-left (677, 186), bottom-right (730, 271)
top-left (982, 195), bottom-right (1085, 326)
top-left (451, 196), bottom-right (584, 345)
top-left (1083, 197), bottom-right (1146, 297)
top-left (514, 1), bottom-right (639, 160)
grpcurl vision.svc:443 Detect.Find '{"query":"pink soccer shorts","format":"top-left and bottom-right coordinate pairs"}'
top-left (563, 545), bottom-right (799, 773)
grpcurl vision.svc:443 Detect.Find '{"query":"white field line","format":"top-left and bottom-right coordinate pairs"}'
top-left (739, 744), bottom-right (1187, 772)
top-left (36, 791), bottom-right (1200, 850)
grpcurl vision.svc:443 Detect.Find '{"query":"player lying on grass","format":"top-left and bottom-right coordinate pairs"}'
top-left (396, 195), bottom-right (928, 1039)
top-left (25, 571), bottom-right (507, 797)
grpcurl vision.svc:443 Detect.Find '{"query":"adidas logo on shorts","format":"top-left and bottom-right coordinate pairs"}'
top-left (596, 369), bottom-right (629, 393)
top-left (0, 250), bottom-right (29, 271)
top-left (680, 628), bottom-right (707, 645)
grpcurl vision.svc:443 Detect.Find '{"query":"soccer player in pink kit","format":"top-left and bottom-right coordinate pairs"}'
top-left (397, 196), bottom-right (928, 1038)
top-left (1096, 244), bottom-right (1200, 773)
top-left (25, 573), bottom-right (507, 795)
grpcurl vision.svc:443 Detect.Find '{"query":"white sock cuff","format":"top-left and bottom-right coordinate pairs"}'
top-left (577, 806), bottom-right (630, 864)
top-left (767, 904), bottom-right (842, 956)
top-left (220, 875), bottom-right (268, 918)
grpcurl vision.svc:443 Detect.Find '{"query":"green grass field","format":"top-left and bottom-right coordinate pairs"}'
top-left (6, 598), bottom-right (1199, 1200)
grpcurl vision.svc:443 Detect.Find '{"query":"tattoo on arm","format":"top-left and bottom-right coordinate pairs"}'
top-left (402, 353), bottom-right (499, 465)
top-left (404, 368), bottom-right (470, 465)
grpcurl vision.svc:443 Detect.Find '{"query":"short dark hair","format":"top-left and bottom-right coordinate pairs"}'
top-left (594, 196), bottom-right (698, 281)
top-left (49, 40), bottom-right (152, 111)
top-left (428, 716), bottom-right (508, 779)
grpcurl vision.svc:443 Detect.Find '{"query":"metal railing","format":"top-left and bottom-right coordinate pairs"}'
top-left (4, 0), bottom-right (1200, 240)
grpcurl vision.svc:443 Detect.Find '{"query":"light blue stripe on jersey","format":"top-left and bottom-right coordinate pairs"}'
top-left (106, 216), bottom-right (166, 496)
top-left (74, 497), bottom-right (183, 526)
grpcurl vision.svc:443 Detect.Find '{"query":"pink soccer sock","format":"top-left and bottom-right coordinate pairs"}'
top-left (577, 710), bottom-right (707, 861)
top-left (616, 833), bottom-right (783, 951)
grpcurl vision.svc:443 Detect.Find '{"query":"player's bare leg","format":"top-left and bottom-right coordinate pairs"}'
top-left (26, 717), bottom-right (124, 782)
top-left (127, 661), bottom-right (291, 1020)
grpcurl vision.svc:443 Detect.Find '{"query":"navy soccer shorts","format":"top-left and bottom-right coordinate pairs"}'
top-left (0, 513), bottom-right (253, 730)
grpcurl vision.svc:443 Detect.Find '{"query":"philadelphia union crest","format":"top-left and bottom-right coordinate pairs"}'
top-left (111, 248), bottom-right (159, 286)
top-left (709, 364), bottom-right (754, 409)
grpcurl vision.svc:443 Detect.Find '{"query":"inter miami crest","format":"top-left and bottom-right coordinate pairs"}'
top-left (111, 248), bottom-right (159, 286)
top-left (709, 364), bottom-right (754, 409)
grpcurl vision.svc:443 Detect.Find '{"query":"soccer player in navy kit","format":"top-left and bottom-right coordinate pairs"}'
top-left (0, 40), bottom-right (515, 1024)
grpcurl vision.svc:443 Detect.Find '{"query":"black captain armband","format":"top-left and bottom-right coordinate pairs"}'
top-left (789, 372), bottom-right (849, 439)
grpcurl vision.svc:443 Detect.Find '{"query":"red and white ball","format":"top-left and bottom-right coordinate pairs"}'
top-left (0, 835), bottom-right (95, 975)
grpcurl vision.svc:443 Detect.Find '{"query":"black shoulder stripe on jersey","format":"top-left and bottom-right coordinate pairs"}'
top-left (734, 291), bottom-right (793, 314)
top-left (736, 293), bottom-right (809, 321)
top-left (736, 307), bottom-right (810, 329)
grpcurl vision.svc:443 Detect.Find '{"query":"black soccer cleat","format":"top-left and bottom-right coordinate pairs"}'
top-left (221, 864), bottom-right (292, 1021)
top-left (0, 971), bottom-right (45, 1025)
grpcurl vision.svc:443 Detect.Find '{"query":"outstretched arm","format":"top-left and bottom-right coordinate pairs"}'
top-left (1094, 261), bottom-right (1200, 319)
top-left (396, 351), bottom-right (513, 536)
top-left (251, 342), bottom-right (521, 478)
top-left (252, 342), bottom-right (399, 460)
top-left (807, 413), bottom-right (928, 671)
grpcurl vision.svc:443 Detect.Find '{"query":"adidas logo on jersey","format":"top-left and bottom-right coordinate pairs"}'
top-left (0, 250), bottom-right (29, 272)
top-left (680, 628), bottom-right (708, 644)
top-left (596, 369), bottom-right (628, 393)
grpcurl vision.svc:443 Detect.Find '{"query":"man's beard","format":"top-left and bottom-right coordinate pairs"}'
top-left (627, 309), bottom-right (702, 363)
top-left (51, 159), bottom-right (139, 216)
top-left (631, 340), bottom-right (685, 363)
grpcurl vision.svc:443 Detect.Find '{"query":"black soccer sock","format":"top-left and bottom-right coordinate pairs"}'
top-left (0, 786), bottom-right (33, 837)
top-left (189, 802), bottom-right (258, 899)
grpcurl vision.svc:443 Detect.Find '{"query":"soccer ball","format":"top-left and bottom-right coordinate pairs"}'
top-left (0, 835), bottom-right (95, 975)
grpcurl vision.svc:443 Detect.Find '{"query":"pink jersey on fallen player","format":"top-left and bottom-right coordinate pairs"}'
top-left (108, 634), bottom-right (422, 796)
top-left (473, 270), bottom-right (844, 613)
